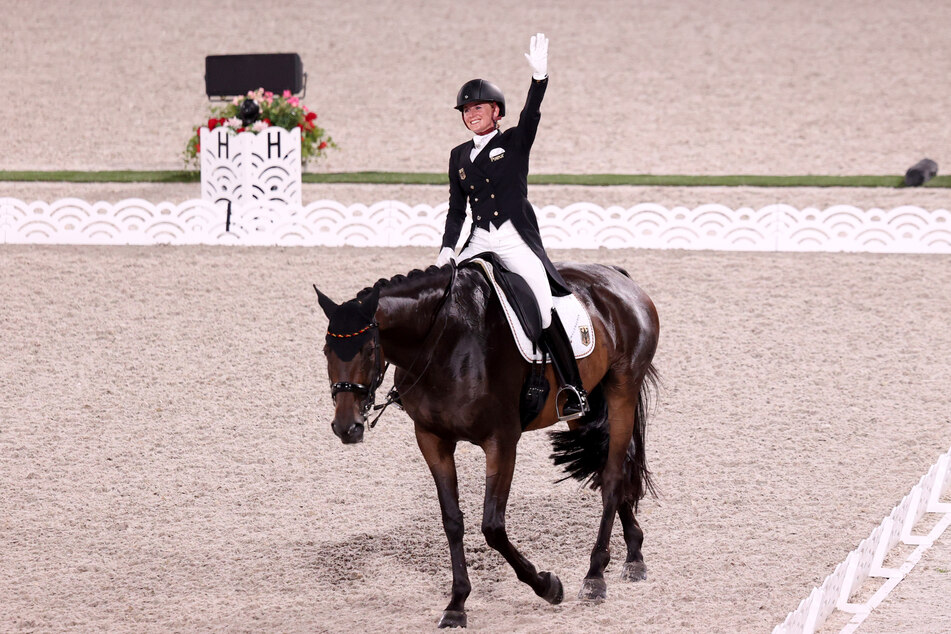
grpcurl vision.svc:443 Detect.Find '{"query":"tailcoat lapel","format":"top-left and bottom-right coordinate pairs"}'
top-left (462, 140), bottom-right (475, 165)
top-left (473, 132), bottom-right (504, 168)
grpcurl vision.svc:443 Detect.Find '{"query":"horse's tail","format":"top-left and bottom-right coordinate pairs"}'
top-left (549, 384), bottom-right (610, 486)
top-left (549, 364), bottom-right (659, 509)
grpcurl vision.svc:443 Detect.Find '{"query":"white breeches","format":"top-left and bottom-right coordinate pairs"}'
top-left (458, 220), bottom-right (553, 328)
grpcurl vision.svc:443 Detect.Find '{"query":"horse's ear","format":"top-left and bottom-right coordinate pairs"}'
top-left (313, 284), bottom-right (338, 318)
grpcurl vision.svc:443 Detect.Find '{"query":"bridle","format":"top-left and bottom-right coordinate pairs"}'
top-left (328, 263), bottom-right (457, 429)
top-left (329, 320), bottom-right (390, 427)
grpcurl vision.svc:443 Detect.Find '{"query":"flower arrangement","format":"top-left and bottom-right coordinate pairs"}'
top-left (184, 88), bottom-right (335, 167)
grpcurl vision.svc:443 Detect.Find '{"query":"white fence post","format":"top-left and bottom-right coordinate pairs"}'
top-left (776, 446), bottom-right (951, 634)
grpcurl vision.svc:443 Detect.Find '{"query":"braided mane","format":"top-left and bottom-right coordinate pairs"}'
top-left (355, 265), bottom-right (448, 300)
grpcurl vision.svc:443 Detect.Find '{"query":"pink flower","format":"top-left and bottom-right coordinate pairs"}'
top-left (288, 96), bottom-right (299, 107)
top-left (282, 90), bottom-right (291, 98)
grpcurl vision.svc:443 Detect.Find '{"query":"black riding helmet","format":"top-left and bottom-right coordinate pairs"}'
top-left (455, 79), bottom-right (506, 117)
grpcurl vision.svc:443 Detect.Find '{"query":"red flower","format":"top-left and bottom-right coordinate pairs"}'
top-left (195, 141), bottom-right (200, 153)
top-left (318, 141), bottom-right (328, 150)
top-left (305, 112), bottom-right (317, 121)
top-left (263, 118), bottom-right (272, 126)
top-left (208, 118), bottom-right (218, 130)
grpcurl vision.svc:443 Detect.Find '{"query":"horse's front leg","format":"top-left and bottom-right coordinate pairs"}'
top-left (481, 436), bottom-right (564, 605)
top-left (415, 425), bottom-right (470, 628)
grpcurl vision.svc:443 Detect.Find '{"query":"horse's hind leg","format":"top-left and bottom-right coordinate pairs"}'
top-left (579, 391), bottom-right (637, 602)
top-left (618, 501), bottom-right (647, 581)
top-left (481, 435), bottom-right (564, 605)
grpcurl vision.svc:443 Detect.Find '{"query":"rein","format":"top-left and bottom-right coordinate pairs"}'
top-left (331, 264), bottom-right (457, 429)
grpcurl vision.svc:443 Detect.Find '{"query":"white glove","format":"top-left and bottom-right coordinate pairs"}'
top-left (525, 32), bottom-right (549, 80)
top-left (435, 247), bottom-right (456, 267)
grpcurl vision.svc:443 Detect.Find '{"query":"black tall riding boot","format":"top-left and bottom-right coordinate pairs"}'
top-left (540, 310), bottom-right (589, 421)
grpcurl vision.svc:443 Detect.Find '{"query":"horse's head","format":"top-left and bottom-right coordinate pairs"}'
top-left (314, 284), bottom-right (384, 444)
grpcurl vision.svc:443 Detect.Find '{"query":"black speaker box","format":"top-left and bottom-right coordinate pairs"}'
top-left (205, 53), bottom-right (304, 98)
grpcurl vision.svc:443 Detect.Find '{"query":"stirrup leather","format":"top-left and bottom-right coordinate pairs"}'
top-left (555, 385), bottom-right (589, 422)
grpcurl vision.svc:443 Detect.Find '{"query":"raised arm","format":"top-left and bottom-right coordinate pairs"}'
top-left (517, 33), bottom-right (549, 148)
top-left (524, 32), bottom-right (548, 80)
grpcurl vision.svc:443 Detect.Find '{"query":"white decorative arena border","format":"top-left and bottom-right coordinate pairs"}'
top-left (774, 446), bottom-right (951, 634)
top-left (1, 198), bottom-right (950, 252)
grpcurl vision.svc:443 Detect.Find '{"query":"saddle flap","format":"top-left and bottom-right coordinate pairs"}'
top-left (464, 256), bottom-right (596, 363)
top-left (465, 252), bottom-right (542, 342)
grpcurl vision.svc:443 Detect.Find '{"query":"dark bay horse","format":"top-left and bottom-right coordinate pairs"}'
top-left (314, 260), bottom-right (659, 629)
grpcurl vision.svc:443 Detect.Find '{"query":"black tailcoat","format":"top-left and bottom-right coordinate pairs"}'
top-left (441, 77), bottom-right (570, 296)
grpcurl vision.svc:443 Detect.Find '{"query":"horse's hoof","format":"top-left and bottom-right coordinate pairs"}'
top-left (538, 571), bottom-right (564, 605)
top-left (438, 610), bottom-right (467, 629)
top-left (578, 577), bottom-right (607, 603)
top-left (620, 560), bottom-right (647, 582)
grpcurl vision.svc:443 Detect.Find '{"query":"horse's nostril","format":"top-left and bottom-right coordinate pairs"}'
top-left (342, 422), bottom-right (365, 443)
top-left (332, 418), bottom-right (364, 443)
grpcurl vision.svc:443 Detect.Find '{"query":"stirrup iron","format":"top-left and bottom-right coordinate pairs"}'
top-left (555, 385), bottom-right (589, 422)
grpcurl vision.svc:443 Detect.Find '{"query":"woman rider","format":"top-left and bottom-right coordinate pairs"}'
top-left (435, 33), bottom-right (588, 421)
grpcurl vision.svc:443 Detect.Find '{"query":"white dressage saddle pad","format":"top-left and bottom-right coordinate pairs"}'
top-left (468, 257), bottom-right (596, 363)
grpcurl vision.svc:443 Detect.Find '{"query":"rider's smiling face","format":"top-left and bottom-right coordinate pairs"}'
top-left (462, 101), bottom-right (499, 135)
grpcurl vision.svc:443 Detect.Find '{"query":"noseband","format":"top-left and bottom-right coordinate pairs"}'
top-left (329, 321), bottom-right (390, 426)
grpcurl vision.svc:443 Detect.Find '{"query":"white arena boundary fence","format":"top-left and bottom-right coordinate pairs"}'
top-left (1, 198), bottom-right (950, 252)
top-left (774, 446), bottom-right (951, 634)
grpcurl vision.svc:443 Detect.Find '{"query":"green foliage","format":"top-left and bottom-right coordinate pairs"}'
top-left (183, 88), bottom-right (336, 167)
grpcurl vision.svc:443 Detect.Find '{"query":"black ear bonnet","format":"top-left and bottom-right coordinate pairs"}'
top-left (325, 291), bottom-right (380, 361)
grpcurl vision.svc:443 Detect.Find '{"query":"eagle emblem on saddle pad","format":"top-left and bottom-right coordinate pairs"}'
top-left (579, 326), bottom-right (591, 346)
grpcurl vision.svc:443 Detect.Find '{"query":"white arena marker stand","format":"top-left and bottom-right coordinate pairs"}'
top-left (773, 445), bottom-right (951, 634)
